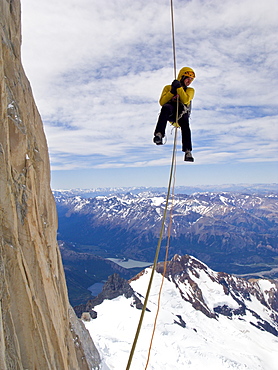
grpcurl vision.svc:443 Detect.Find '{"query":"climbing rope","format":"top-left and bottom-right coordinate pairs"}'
top-left (126, 124), bottom-right (179, 370)
top-left (170, 0), bottom-right (178, 78)
top-left (144, 135), bottom-right (178, 369)
top-left (125, 1), bottom-right (179, 368)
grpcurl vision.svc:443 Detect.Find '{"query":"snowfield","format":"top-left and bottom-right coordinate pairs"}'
top-left (84, 262), bottom-right (278, 370)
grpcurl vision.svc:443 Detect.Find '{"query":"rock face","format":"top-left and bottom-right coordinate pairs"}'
top-left (0, 1), bottom-right (100, 369)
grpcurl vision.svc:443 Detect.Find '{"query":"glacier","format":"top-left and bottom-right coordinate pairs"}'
top-left (84, 255), bottom-right (278, 369)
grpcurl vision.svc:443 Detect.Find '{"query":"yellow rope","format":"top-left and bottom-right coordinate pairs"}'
top-left (144, 128), bottom-right (178, 369)
top-left (125, 1), bottom-right (178, 368)
top-left (125, 127), bottom-right (178, 370)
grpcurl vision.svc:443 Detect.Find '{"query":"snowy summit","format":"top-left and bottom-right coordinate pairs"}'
top-left (84, 255), bottom-right (278, 369)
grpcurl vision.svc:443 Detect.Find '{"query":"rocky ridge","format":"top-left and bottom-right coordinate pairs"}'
top-left (153, 254), bottom-right (278, 334)
top-left (78, 254), bottom-right (278, 338)
top-left (74, 273), bottom-right (144, 318)
top-left (82, 254), bottom-right (278, 369)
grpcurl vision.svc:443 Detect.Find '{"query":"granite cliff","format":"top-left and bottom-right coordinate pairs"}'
top-left (0, 1), bottom-right (100, 369)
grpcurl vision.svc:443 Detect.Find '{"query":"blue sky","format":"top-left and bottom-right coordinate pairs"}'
top-left (21, 0), bottom-right (278, 189)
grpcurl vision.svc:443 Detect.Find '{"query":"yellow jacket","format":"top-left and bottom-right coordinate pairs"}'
top-left (159, 67), bottom-right (195, 106)
top-left (159, 85), bottom-right (195, 106)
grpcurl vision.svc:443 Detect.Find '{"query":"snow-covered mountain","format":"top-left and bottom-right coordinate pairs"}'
top-left (55, 190), bottom-right (278, 277)
top-left (53, 183), bottom-right (278, 198)
top-left (83, 255), bottom-right (278, 370)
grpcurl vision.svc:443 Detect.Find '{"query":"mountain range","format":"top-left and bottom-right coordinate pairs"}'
top-left (82, 254), bottom-right (278, 369)
top-left (54, 186), bottom-right (278, 305)
top-left (53, 183), bottom-right (278, 198)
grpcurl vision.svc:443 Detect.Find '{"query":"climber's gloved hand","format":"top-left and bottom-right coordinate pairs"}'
top-left (170, 79), bottom-right (181, 95)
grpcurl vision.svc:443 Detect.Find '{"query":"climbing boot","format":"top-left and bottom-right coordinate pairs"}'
top-left (184, 150), bottom-right (194, 162)
top-left (153, 132), bottom-right (163, 145)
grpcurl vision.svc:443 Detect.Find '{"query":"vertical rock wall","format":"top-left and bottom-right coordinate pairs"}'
top-left (0, 1), bottom-right (100, 369)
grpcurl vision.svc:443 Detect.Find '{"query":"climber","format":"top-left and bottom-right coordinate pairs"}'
top-left (153, 67), bottom-right (196, 162)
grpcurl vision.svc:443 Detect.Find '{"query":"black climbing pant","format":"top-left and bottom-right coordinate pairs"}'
top-left (154, 102), bottom-right (192, 152)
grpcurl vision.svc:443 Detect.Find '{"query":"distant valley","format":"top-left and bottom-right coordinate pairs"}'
top-left (54, 185), bottom-right (278, 305)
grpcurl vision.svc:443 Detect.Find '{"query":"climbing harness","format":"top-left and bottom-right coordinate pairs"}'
top-left (125, 1), bottom-right (180, 369)
top-left (169, 101), bottom-right (191, 128)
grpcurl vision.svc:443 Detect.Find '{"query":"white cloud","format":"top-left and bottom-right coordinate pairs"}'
top-left (21, 0), bottom-right (278, 176)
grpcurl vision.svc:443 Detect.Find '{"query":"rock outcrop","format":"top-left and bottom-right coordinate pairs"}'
top-left (74, 273), bottom-right (144, 318)
top-left (0, 1), bottom-right (100, 369)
